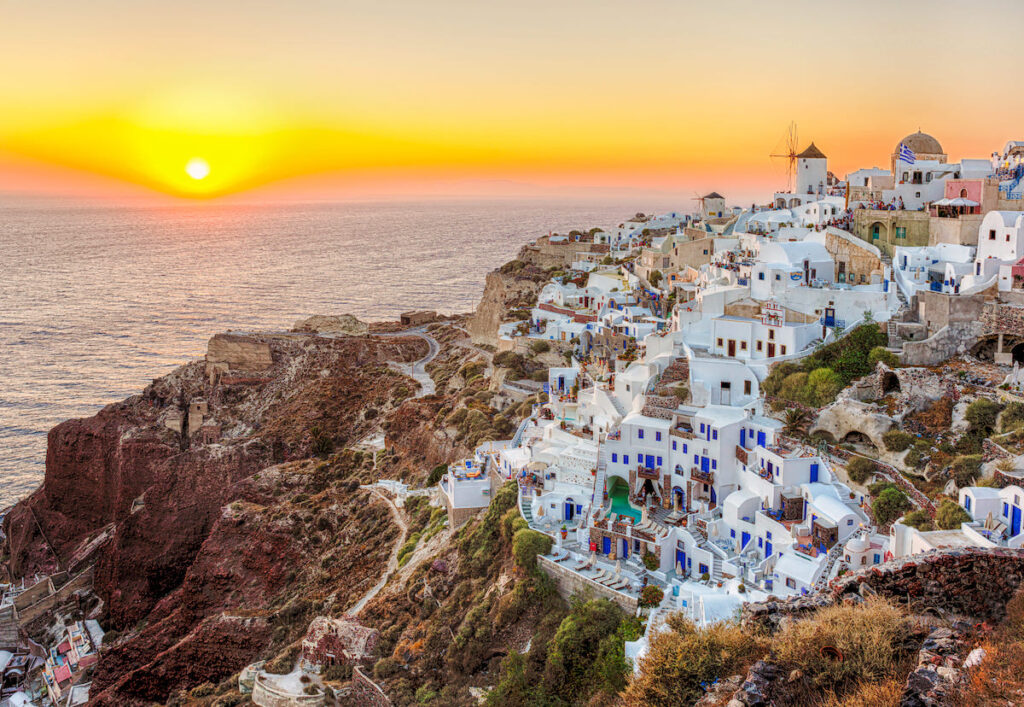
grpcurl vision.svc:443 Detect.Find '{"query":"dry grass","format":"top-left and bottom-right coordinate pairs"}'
top-left (956, 590), bottom-right (1024, 706)
top-left (770, 598), bottom-right (913, 698)
top-left (819, 677), bottom-right (905, 707)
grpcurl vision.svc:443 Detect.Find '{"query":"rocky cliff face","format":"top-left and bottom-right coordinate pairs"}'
top-left (3, 330), bottom-right (427, 705)
top-left (466, 259), bottom-right (549, 346)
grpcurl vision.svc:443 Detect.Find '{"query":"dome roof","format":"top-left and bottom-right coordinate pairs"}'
top-left (897, 131), bottom-right (944, 156)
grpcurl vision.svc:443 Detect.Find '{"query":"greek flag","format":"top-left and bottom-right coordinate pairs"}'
top-left (898, 142), bottom-right (916, 164)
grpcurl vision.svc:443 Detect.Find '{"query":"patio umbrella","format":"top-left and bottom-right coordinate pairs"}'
top-left (615, 560), bottom-right (622, 577)
top-left (590, 551), bottom-right (596, 565)
top-left (641, 505), bottom-right (648, 525)
top-left (676, 561), bottom-right (683, 576)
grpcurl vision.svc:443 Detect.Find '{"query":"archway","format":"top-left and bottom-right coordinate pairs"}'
top-left (672, 486), bottom-right (685, 511)
top-left (564, 497), bottom-right (575, 521)
top-left (842, 430), bottom-right (874, 449)
top-left (881, 371), bottom-right (900, 394)
top-left (1013, 342), bottom-right (1024, 364)
top-left (970, 336), bottom-right (1000, 362)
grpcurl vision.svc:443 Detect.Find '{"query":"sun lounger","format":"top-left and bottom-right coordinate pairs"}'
top-left (609, 579), bottom-right (629, 591)
top-left (591, 568), bottom-right (607, 582)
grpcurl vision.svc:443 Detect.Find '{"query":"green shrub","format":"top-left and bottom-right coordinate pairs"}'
top-left (805, 367), bottom-right (843, 406)
top-left (1002, 401), bottom-right (1024, 433)
top-left (529, 340), bottom-right (550, 355)
top-left (846, 456), bottom-right (875, 484)
top-left (640, 585), bottom-right (664, 608)
top-left (882, 430), bottom-right (914, 452)
top-left (323, 663), bottom-right (352, 682)
top-left (427, 463), bottom-right (447, 486)
top-left (374, 657), bottom-right (401, 680)
top-left (512, 529), bottom-right (553, 572)
top-left (868, 346), bottom-right (900, 368)
top-left (872, 487), bottom-right (911, 526)
top-left (642, 552), bottom-right (660, 571)
top-left (965, 398), bottom-right (1002, 434)
top-left (778, 372), bottom-right (809, 402)
top-left (951, 454), bottom-right (983, 487)
top-left (935, 499), bottom-right (972, 529)
top-left (189, 683), bottom-right (216, 698)
top-left (902, 509), bottom-right (933, 531)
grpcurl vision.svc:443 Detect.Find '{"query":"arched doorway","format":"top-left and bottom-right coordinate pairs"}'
top-left (1013, 342), bottom-right (1024, 364)
top-left (672, 486), bottom-right (685, 511)
top-left (564, 497), bottom-right (575, 521)
top-left (870, 222), bottom-right (884, 242)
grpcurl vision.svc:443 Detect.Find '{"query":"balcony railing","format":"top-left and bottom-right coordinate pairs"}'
top-left (735, 445), bottom-right (748, 465)
top-left (670, 427), bottom-right (695, 439)
top-left (637, 466), bottom-right (660, 480)
top-left (691, 467), bottom-right (714, 484)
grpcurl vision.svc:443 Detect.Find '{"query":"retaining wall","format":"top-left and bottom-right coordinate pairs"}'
top-left (537, 555), bottom-right (639, 613)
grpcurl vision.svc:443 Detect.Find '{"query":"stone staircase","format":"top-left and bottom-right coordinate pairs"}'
top-left (813, 543), bottom-right (845, 592)
top-left (519, 490), bottom-right (534, 524)
top-left (592, 452), bottom-right (607, 512)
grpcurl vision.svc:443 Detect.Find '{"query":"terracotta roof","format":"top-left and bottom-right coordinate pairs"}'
top-left (797, 142), bottom-right (826, 159)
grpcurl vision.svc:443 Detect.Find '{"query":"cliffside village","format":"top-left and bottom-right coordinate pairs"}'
top-left (438, 132), bottom-right (1024, 668)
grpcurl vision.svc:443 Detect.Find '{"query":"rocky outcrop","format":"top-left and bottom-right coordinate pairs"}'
top-left (291, 314), bottom-right (369, 337)
top-left (811, 398), bottom-right (893, 450)
top-left (4, 331), bottom-right (428, 705)
top-left (466, 263), bottom-right (548, 346)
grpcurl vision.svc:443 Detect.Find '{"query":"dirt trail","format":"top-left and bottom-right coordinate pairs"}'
top-left (348, 487), bottom-right (408, 616)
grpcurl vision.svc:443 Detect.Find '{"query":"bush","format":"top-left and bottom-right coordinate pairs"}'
top-left (770, 598), bottom-right (910, 695)
top-left (640, 585), bottom-right (664, 608)
top-left (935, 499), bottom-right (972, 530)
top-left (902, 509), bottom-right (934, 531)
top-left (882, 430), bottom-right (914, 453)
top-left (778, 372), bottom-right (809, 402)
top-left (872, 487), bottom-right (911, 526)
top-left (512, 529), bottom-right (552, 572)
top-left (951, 454), bottom-right (983, 487)
top-left (846, 456), bottom-right (875, 484)
top-left (323, 663), bottom-right (352, 682)
top-left (642, 552), bottom-right (660, 571)
top-left (624, 615), bottom-right (763, 706)
top-left (1002, 401), bottom-right (1024, 433)
top-left (374, 657), bottom-right (401, 680)
top-left (868, 346), bottom-right (900, 368)
top-left (189, 683), bottom-right (216, 698)
top-left (806, 367), bottom-right (843, 406)
top-left (529, 340), bottom-right (550, 355)
top-left (965, 398), bottom-right (1002, 434)
top-left (426, 463), bottom-right (447, 486)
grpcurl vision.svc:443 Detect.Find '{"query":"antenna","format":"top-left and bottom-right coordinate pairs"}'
top-left (770, 121), bottom-right (799, 192)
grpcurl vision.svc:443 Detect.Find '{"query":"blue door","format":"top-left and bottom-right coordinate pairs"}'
top-left (564, 501), bottom-right (574, 520)
top-left (646, 454), bottom-right (655, 468)
top-left (740, 428), bottom-right (745, 447)
top-left (710, 486), bottom-right (717, 505)
top-left (602, 537), bottom-right (611, 555)
top-left (621, 539), bottom-right (629, 559)
top-left (809, 463), bottom-right (819, 483)
top-left (701, 456), bottom-right (710, 472)
top-left (1013, 506), bottom-right (1022, 537)
top-left (675, 549), bottom-right (686, 574)
top-left (757, 431), bottom-right (766, 448)
top-left (741, 531), bottom-right (751, 549)
top-left (765, 540), bottom-right (773, 557)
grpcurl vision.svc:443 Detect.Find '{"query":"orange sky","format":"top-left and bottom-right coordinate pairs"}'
top-left (2, 1), bottom-right (1023, 202)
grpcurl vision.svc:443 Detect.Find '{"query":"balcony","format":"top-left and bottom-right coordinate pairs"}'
top-left (735, 445), bottom-right (748, 465)
top-left (691, 467), bottom-right (714, 484)
top-left (637, 466), bottom-right (660, 480)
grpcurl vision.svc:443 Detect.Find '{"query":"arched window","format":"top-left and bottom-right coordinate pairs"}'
top-left (960, 188), bottom-right (968, 198)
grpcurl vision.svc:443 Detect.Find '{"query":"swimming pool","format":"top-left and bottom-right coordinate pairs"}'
top-left (607, 478), bottom-right (640, 522)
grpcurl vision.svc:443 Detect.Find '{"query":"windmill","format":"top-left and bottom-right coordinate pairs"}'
top-left (770, 122), bottom-right (800, 192)
top-left (691, 191), bottom-right (706, 216)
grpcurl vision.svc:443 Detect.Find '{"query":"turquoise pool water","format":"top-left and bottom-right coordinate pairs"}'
top-left (607, 479), bottom-right (640, 522)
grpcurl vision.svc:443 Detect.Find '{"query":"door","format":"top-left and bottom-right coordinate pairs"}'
top-left (1013, 506), bottom-right (1022, 537)
top-left (721, 382), bottom-right (731, 405)
top-left (741, 531), bottom-right (751, 549)
top-left (646, 454), bottom-right (655, 469)
top-left (757, 431), bottom-right (766, 448)
top-left (809, 463), bottom-right (819, 484)
top-left (740, 428), bottom-right (746, 448)
top-left (727, 340), bottom-right (736, 357)
top-left (564, 501), bottom-right (574, 520)
top-left (765, 540), bottom-right (773, 557)
top-left (824, 307), bottom-right (835, 327)
top-left (675, 549), bottom-right (686, 574)
top-left (602, 536), bottom-right (611, 555)
top-left (701, 457), bottom-right (710, 472)
top-left (767, 343), bottom-right (776, 357)
top-left (621, 539), bottom-right (629, 559)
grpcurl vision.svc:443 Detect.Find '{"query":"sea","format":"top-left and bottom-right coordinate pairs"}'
top-left (0, 195), bottom-right (679, 507)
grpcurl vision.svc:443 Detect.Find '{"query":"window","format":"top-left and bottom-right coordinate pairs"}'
top-left (730, 529), bottom-right (736, 538)
top-left (902, 172), bottom-right (909, 181)
top-left (990, 229), bottom-right (996, 240)
top-left (847, 519), bottom-right (854, 526)
top-left (712, 429), bottom-right (718, 440)
top-left (758, 537), bottom-right (763, 547)
top-left (657, 456), bottom-right (663, 466)
top-left (700, 423), bottom-right (705, 433)
top-left (786, 577), bottom-right (796, 589)
top-left (874, 553), bottom-right (881, 563)
top-left (623, 455), bottom-right (629, 465)
top-left (895, 227), bottom-right (906, 239)
top-left (766, 530), bottom-right (772, 540)
top-left (612, 453), bottom-right (618, 463)
top-left (744, 380), bottom-right (752, 395)
top-left (758, 272), bottom-right (765, 280)
top-left (775, 273), bottom-right (781, 280)
top-left (716, 338), bottom-right (723, 347)
top-left (964, 496), bottom-right (970, 511)
top-left (768, 330), bottom-right (775, 341)
top-left (638, 429), bottom-right (644, 439)
top-left (655, 431), bottom-right (662, 442)
top-left (699, 563), bottom-right (708, 575)
top-left (1008, 234), bottom-right (1012, 242)
top-left (780, 345), bottom-right (787, 355)
top-left (672, 440), bottom-right (677, 451)
top-left (1004, 502), bottom-right (1009, 517)
top-left (683, 444), bottom-right (688, 453)
top-left (712, 459), bottom-right (717, 469)
top-left (756, 341), bottom-right (763, 351)
top-left (694, 454), bottom-right (699, 463)
top-left (740, 341), bottom-right (748, 350)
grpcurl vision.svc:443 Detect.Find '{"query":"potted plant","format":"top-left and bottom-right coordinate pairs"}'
top-left (560, 525), bottom-right (568, 540)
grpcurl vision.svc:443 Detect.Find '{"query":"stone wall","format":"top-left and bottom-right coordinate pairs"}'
top-left (15, 568), bottom-right (94, 628)
top-left (901, 321), bottom-right (986, 366)
top-left (252, 673), bottom-right (326, 707)
top-left (537, 555), bottom-right (638, 614)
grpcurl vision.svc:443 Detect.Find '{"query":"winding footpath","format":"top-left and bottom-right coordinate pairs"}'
top-left (348, 486), bottom-right (409, 617)
top-left (380, 326), bottom-right (440, 398)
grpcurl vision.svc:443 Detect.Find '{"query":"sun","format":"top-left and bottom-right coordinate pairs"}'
top-left (185, 157), bottom-right (210, 180)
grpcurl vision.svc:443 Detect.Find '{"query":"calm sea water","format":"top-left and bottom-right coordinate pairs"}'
top-left (0, 195), bottom-right (677, 507)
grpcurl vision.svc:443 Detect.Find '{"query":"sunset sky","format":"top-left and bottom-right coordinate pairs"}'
top-left (2, 0), bottom-right (1023, 202)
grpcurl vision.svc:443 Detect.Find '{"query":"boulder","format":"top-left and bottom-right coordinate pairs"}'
top-left (291, 314), bottom-right (369, 336)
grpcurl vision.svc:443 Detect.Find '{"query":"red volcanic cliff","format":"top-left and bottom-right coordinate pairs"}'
top-left (3, 331), bottom-right (425, 704)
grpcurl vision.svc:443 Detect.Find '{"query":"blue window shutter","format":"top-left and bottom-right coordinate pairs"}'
top-left (612, 453), bottom-right (618, 463)
top-left (624, 455), bottom-right (629, 465)
top-left (657, 456), bottom-right (663, 466)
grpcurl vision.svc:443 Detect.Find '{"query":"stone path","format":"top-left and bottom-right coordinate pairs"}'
top-left (379, 326), bottom-right (439, 398)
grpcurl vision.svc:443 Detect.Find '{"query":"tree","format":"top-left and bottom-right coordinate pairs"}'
top-left (783, 408), bottom-right (810, 435)
top-left (935, 499), bottom-right (972, 530)
top-left (649, 269), bottom-right (663, 287)
top-left (542, 599), bottom-right (630, 703)
top-left (873, 487), bottom-right (911, 526)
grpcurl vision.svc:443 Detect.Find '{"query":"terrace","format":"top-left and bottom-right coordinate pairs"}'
top-left (691, 466), bottom-right (714, 484)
